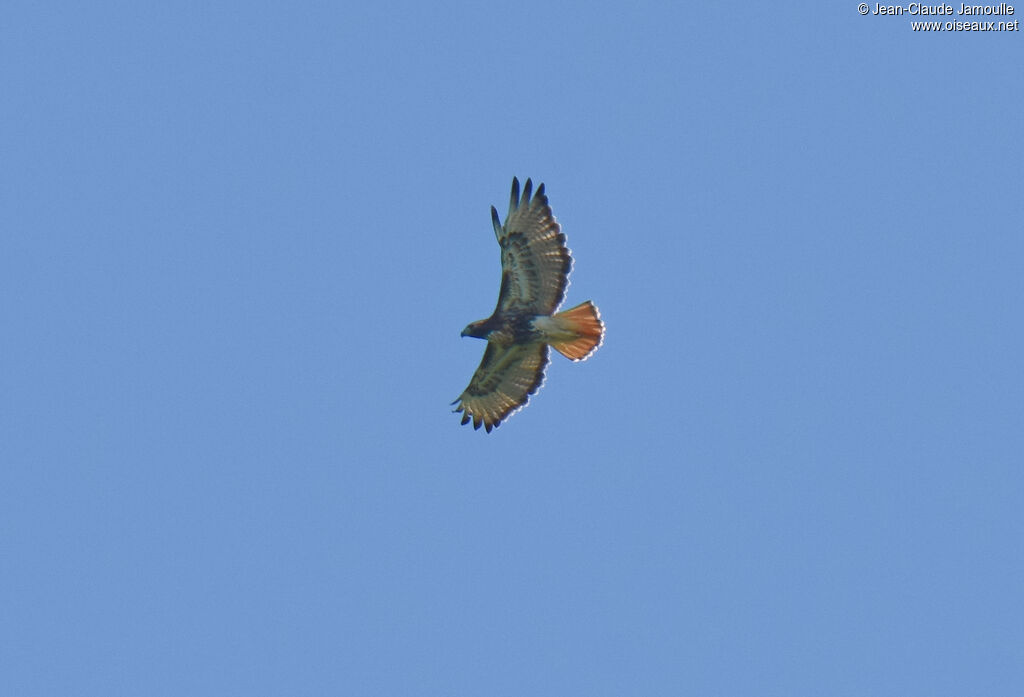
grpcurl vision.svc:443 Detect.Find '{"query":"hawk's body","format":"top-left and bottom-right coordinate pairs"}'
top-left (453, 177), bottom-right (604, 432)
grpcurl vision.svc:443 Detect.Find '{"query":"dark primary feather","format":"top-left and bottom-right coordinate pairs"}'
top-left (509, 176), bottom-right (520, 213)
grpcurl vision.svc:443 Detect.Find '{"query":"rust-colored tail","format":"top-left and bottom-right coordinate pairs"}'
top-left (548, 301), bottom-right (605, 361)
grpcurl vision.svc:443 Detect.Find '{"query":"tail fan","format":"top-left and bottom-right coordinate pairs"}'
top-left (548, 301), bottom-right (605, 361)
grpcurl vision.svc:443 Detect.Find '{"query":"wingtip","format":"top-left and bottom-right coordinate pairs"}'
top-left (508, 176), bottom-right (548, 213)
top-left (509, 177), bottom-right (520, 214)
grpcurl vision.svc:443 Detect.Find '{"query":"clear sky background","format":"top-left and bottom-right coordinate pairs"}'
top-left (2, 2), bottom-right (1022, 695)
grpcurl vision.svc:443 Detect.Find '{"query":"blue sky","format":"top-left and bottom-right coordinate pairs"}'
top-left (2, 2), bottom-right (1022, 695)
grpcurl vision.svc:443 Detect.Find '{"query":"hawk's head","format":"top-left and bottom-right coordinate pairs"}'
top-left (461, 320), bottom-right (490, 339)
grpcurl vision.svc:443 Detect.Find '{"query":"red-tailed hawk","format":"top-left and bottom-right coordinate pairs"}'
top-left (453, 177), bottom-right (604, 432)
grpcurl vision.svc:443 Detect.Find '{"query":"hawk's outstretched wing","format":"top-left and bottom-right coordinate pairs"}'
top-left (490, 178), bottom-right (572, 316)
top-left (452, 343), bottom-right (549, 433)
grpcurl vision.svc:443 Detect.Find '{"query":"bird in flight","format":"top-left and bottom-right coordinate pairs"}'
top-left (453, 177), bottom-right (604, 432)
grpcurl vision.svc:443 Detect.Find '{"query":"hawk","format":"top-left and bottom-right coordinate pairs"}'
top-left (453, 177), bottom-right (604, 432)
